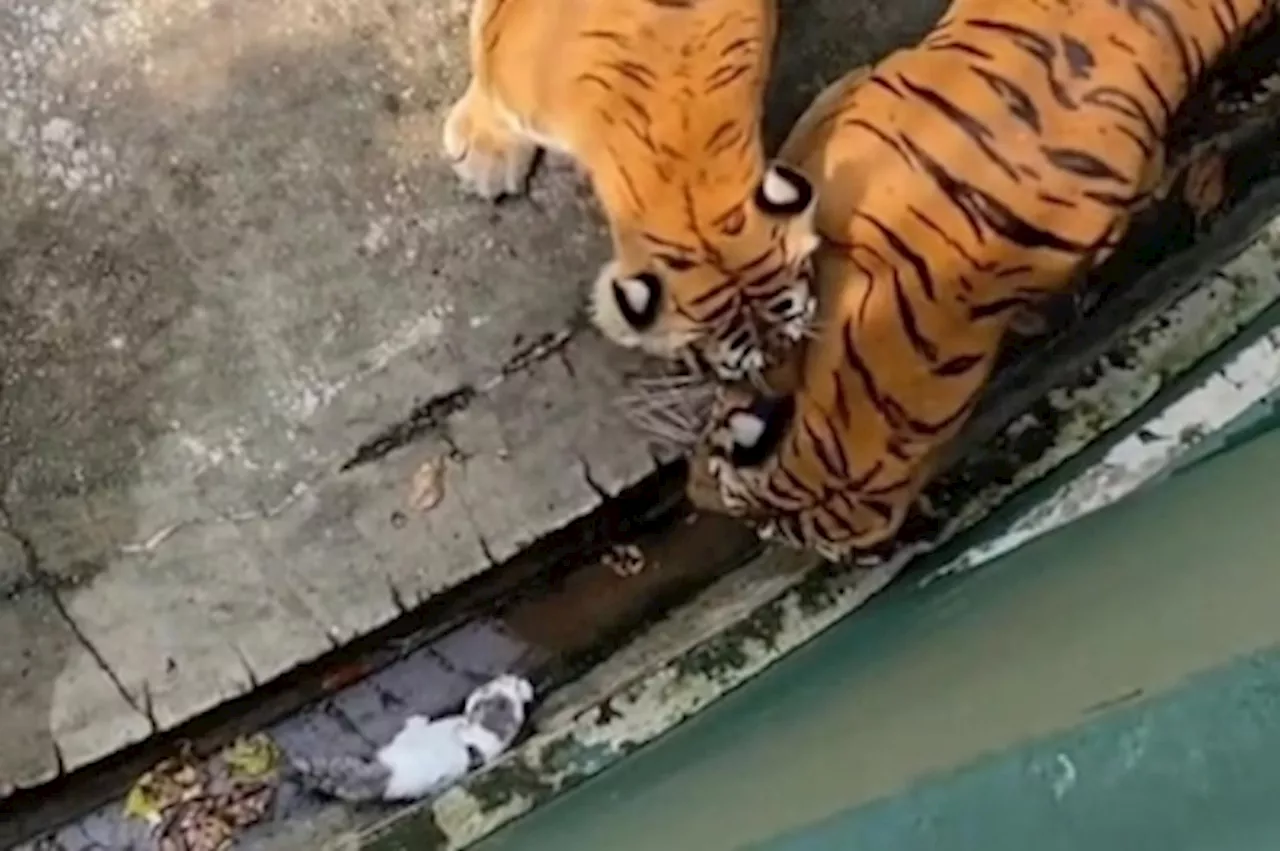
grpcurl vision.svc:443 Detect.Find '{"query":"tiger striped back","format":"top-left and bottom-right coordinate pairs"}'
top-left (694, 0), bottom-right (1275, 560)
top-left (444, 0), bottom-right (821, 381)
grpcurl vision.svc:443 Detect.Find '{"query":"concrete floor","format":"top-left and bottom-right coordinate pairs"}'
top-left (0, 0), bottom-right (947, 800)
top-left (0, 0), bottom-right (655, 795)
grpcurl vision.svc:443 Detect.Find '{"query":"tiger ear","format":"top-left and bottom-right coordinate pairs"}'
top-left (754, 162), bottom-right (815, 218)
top-left (728, 394), bottom-right (796, 467)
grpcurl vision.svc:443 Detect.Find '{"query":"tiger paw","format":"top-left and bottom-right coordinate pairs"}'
top-left (442, 86), bottom-right (538, 200)
top-left (1182, 151), bottom-right (1227, 224)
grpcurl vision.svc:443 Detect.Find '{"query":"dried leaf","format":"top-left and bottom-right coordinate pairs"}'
top-left (408, 456), bottom-right (446, 513)
top-left (223, 783), bottom-right (275, 827)
top-left (123, 776), bottom-right (164, 825)
top-left (155, 777), bottom-right (277, 851)
top-left (601, 544), bottom-right (646, 578)
top-left (124, 751), bottom-right (205, 825)
top-left (223, 733), bottom-right (280, 780)
top-left (128, 736), bottom-right (280, 850)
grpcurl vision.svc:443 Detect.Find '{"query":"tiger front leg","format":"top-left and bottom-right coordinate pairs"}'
top-left (443, 81), bottom-right (539, 201)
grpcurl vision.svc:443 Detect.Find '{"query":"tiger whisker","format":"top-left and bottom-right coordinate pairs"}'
top-left (626, 374), bottom-right (706, 391)
top-left (625, 408), bottom-right (700, 445)
top-left (631, 367), bottom-right (705, 383)
top-left (628, 408), bottom-right (708, 437)
top-left (799, 319), bottom-right (828, 340)
top-left (670, 400), bottom-right (711, 424)
top-left (620, 378), bottom-right (707, 396)
top-left (618, 391), bottom-right (682, 407)
top-left (637, 419), bottom-right (693, 443)
top-left (618, 379), bottom-right (715, 445)
top-left (746, 368), bottom-right (773, 393)
top-left (618, 391), bottom-right (711, 418)
top-left (617, 388), bottom-right (715, 410)
top-left (651, 416), bottom-right (700, 440)
top-left (677, 347), bottom-right (714, 377)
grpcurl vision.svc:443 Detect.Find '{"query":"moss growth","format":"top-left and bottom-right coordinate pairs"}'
top-left (362, 808), bottom-right (452, 851)
top-left (672, 632), bottom-right (752, 683)
top-left (465, 759), bottom-right (554, 812)
top-left (794, 563), bottom-right (848, 617)
top-left (539, 737), bottom-right (617, 777)
top-left (672, 598), bottom-right (787, 684)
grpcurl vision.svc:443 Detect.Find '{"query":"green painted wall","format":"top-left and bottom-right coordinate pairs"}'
top-left (762, 648), bottom-right (1280, 851)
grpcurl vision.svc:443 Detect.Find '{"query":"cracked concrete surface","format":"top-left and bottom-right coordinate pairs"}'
top-left (0, 0), bottom-right (939, 796)
top-left (0, 0), bottom-right (667, 793)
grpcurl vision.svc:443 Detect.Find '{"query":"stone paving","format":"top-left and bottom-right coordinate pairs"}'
top-left (0, 0), bottom-right (942, 802)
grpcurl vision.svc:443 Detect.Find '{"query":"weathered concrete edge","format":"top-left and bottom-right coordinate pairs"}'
top-left (349, 221), bottom-right (1280, 850)
top-left (921, 216), bottom-right (1280, 584)
top-left (924, 306), bottom-right (1280, 583)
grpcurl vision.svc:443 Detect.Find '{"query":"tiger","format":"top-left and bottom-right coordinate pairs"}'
top-left (443, 0), bottom-right (822, 381)
top-left (686, 0), bottom-right (1276, 561)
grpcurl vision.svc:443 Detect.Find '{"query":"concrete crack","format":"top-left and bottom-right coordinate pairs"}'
top-left (423, 646), bottom-right (492, 688)
top-left (558, 348), bottom-right (578, 378)
top-left (577, 455), bottom-right (609, 500)
top-left (387, 577), bottom-right (410, 616)
top-left (0, 500), bottom-right (156, 731)
top-left (231, 644), bottom-right (260, 689)
top-left (323, 700), bottom-right (376, 750)
top-left (118, 473), bottom-right (321, 556)
top-left (51, 589), bottom-right (156, 731)
top-left (138, 681), bottom-right (159, 729)
top-left (475, 533), bottom-right (498, 568)
top-left (52, 739), bottom-right (66, 776)
top-left (340, 384), bottom-right (478, 472)
top-left (498, 325), bottom-right (578, 378)
top-left (339, 318), bottom-right (585, 473)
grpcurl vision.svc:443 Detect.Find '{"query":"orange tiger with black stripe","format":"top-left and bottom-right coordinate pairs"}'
top-left (691, 0), bottom-right (1275, 560)
top-left (444, 0), bottom-right (820, 381)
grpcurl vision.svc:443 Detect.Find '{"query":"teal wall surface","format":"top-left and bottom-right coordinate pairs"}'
top-left (760, 648), bottom-right (1280, 851)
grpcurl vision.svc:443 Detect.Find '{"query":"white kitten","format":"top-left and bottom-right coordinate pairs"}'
top-left (291, 674), bottom-right (536, 803)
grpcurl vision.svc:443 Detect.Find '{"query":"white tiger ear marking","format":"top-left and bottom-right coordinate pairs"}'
top-left (728, 411), bottom-right (767, 449)
top-left (611, 272), bottom-right (661, 330)
top-left (762, 167), bottom-right (800, 207)
top-left (755, 163), bottom-right (814, 217)
top-left (617, 277), bottom-right (652, 314)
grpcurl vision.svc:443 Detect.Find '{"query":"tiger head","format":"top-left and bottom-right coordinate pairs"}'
top-left (690, 381), bottom-right (930, 564)
top-left (589, 161), bottom-right (821, 382)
